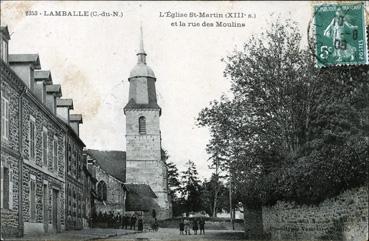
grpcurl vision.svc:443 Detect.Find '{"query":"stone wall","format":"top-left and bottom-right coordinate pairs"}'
top-left (125, 159), bottom-right (170, 220)
top-left (1, 209), bottom-right (19, 237)
top-left (262, 186), bottom-right (368, 241)
top-left (95, 165), bottom-right (125, 215)
top-left (244, 207), bottom-right (264, 239)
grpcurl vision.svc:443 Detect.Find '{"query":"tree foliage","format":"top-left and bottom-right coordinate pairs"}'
top-left (197, 18), bottom-right (369, 207)
top-left (179, 160), bottom-right (203, 215)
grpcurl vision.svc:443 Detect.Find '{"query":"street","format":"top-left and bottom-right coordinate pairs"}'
top-left (5, 228), bottom-right (245, 241)
top-left (105, 228), bottom-right (245, 241)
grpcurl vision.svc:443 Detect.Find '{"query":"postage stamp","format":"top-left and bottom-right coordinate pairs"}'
top-left (314, 2), bottom-right (368, 67)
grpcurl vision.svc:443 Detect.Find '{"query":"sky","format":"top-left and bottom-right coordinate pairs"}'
top-left (1, 1), bottom-right (314, 178)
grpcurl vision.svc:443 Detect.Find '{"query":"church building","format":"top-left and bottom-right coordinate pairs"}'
top-left (86, 28), bottom-right (171, 220)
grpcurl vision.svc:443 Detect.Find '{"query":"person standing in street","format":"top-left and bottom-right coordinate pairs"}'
top-left (138, 217), bottom-right (143, 232)
top-left (124, 214), bottom-right (129, 229)
top-left (184, 218), bottom-right (191, 235)
top-left (179, 218), bottom-right (184, 235)
top-left (130, 214), bottom-right (137, 230)
top-left (193, 218), bottom-right (198, 235)
top-left (199, 218), bottom-right (205, 235)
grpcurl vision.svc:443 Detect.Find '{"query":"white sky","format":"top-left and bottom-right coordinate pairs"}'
top-left (1, 1), bottom-right (313, 179)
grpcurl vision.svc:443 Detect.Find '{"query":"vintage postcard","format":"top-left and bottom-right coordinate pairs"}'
top-left (0, 1), bottom-right (368, 241)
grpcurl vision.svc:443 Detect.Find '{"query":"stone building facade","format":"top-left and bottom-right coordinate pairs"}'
top-left (0, 25), bottom-right (89, 238)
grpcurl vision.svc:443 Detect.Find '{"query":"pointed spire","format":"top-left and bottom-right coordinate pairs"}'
top-left (137, 24), bottom-right (147, 64)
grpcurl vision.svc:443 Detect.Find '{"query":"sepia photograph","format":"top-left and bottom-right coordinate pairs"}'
top-left (0, 1), bottom-right (368, 241)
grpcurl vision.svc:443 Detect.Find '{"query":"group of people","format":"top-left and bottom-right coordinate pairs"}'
top-left (93, 212), bottom-right (144, 231)
top-left (179, 218), bottom-right (205, 235)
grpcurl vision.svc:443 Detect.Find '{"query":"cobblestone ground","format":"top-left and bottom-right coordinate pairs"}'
top-left (105, 228), bottom-right (246, 241)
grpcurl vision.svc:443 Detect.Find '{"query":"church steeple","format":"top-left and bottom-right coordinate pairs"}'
top-left (124, 25), bottom-right (170, 219)
top-left (128, 27), bottom-right (155, 79)
top-left (124, 26), bottom-right (161, 115)
top-left (137, 25), bottom-right (146, 64)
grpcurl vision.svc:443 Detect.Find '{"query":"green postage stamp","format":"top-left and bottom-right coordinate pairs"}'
top-left (314, 2), bottom-right (368, 67)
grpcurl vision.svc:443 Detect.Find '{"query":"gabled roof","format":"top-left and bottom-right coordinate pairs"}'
top-left (70, 114), bottom-right (83, 123)
top-left (46, 84), bottom-right (62, 97)
top-left (56, 98), bottom-right (73, 109)
top-left (86, 149), bottom-right (126, 183)
top-left (35, 70), bottom-right (52, 84)
top-left (8, 54), bottom-right (41, 69)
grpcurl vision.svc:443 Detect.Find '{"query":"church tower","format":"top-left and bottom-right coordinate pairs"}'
top-left (124, 27), bottom-right (170, 219)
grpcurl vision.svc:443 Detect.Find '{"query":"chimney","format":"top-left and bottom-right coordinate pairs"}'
top-left (9, 54), bottom-right (41, 91)
top-left (0, 26), bottom-right (10, 63)
top-left (33, 70), bottom-right (51, 104)
top-left (56, 98), bottom-right (73, 124)
top-left (69, 114), bottom-right (83, 136)
top-left (45, 84), bottom-right (62, 114)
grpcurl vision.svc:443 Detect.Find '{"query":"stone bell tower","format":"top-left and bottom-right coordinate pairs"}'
top-left (124, 27), bottom-right (170, 219)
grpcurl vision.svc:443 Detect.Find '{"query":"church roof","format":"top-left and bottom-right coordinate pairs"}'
top-left (124, 98), bottom-right (161, 114)
top-left (86, 149), bottom-right (126, 182)
top-left (124, 184), bottom-right (159, 212)
top-left (124, 183), bottom-right (157, 198)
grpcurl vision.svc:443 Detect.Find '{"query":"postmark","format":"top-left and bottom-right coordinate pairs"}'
top-left (313, 2), bottom-right (368, 67)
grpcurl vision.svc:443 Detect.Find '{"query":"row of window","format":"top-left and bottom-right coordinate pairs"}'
top-left (29, 116), bottom-right (59, 172)
top-left (1, 93), bottom-right (60, 173)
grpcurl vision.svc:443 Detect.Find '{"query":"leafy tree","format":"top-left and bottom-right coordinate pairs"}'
top-left (167, 161), bottom-right (181, 200)
top-left (200, 174), bottom-right (226, 216)
top-left (179, 160), bottom-right (203, 215)
top-left (197, 17), bottom-right (369, 207)
top-left (162, 149), bottom-right (183, 216)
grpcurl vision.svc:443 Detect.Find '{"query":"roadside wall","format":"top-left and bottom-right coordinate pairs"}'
top-left (262, 186), bottom-right (368, 240)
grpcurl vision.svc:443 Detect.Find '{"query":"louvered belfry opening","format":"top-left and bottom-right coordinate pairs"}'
top-left (139, 116), bottom-right (146, 134)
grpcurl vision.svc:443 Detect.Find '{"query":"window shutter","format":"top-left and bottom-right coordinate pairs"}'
top-left (0, 167), bottom-right (3, 209)
top-left (54, 138), bottom-right (58, 172)
top-left (3, 167), bottom-right (9, 209)
top-left (29, 119), bottom-right (36, 160)
top-left (30, 179), bottom-right (36, 221)
top-left (9, 169), bottom-right (13, 209)
top-left (5, 99), bottom-right (9, 139)
top-left (43, 129), bottom-right (48, 167)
